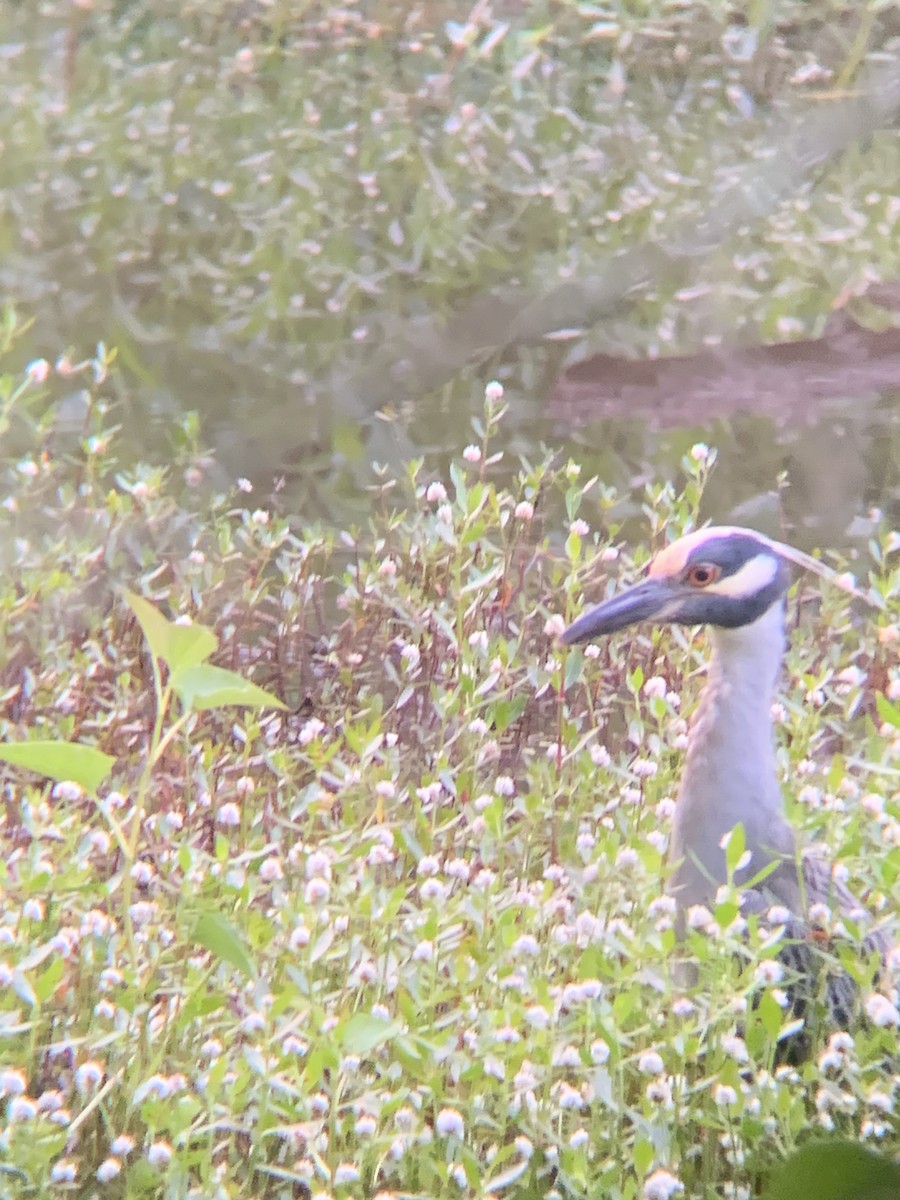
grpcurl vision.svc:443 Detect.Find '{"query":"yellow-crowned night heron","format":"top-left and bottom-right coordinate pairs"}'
top-left (562, 525), bottom-right (891, 1037)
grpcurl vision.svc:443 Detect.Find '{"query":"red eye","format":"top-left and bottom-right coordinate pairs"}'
top-left (686, 562), bottom-right (721, 587)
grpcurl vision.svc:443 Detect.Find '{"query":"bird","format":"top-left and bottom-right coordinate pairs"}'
top-left (560, 524), bottom-right (892, 1040)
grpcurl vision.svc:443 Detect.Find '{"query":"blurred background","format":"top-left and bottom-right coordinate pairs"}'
top-left (2, 0), bottom-right (899, 547)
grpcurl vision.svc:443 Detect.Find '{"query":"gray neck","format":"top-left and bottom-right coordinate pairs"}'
top-left (668, 600), bottom-right (797, 908)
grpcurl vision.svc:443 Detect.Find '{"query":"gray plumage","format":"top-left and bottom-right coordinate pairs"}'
top-left (562, 525), bottom-right (892, 1038)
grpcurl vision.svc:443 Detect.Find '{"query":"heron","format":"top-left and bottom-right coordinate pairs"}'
top-left (561, 525), bottom-right (892, 1036)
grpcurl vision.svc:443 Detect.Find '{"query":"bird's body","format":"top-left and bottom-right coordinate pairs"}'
top-left (562, 525), bottom-right (891, 1036)
top-left (669, 597), bottom-right (796, 912)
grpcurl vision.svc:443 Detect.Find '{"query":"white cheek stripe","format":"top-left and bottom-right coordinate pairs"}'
top-left (709, 554), bottom-right (779, 597)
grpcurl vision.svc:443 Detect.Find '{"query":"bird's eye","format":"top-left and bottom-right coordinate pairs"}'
top-left (685, 562), bottom-right (721, 588)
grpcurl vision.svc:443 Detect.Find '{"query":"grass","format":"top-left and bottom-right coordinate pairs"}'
top-left (0, 330), bottom-right (898, 1198)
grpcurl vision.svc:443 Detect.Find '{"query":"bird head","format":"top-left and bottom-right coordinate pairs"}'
top-left (561, 526), bottom-right (794, 644)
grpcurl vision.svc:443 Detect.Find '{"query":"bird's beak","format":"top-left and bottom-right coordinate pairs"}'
top-left (560, 578), bottom-right (678, 645)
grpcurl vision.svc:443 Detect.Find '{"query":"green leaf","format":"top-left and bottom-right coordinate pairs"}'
top-left (34, 957), bottom-right (66, 1003)
top-left (164, 623), bottom-right (219, 672)
top-left (762, 1140), bottom-right (900, 1200)
top-left (171, 664), bottom-right (286, 712)
top-left (192, 912), bottom-right (257, 980)
top-left (876, 691), bottom-right (900, 728)
top-left (341, 1013), bottom-right (403, 1054)
top-left (723, 823), bottom-right (746, 875)
top-left (564, 649), bottom-right (583, 690)
top-left (123, 590), bottom-right (176, 662)
top-left (756, 989), bottom-right (785, 1040)
top-left (632, 1135), bottom-right (654, 1174)
top-left (0, 741), bottom-right (115, 795)
top-left (124, 591), bottom-right (218, 672)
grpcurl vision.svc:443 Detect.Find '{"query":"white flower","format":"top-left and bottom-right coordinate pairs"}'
top-left (686, 905), bottom-right (715, 932)
top-left (690, 442), bottom-right (709, 461)
top-left (305, 850), bottom-right (331, 880)
top-left (712, 1083), bottom-right (739, 1106)
top-left (643, 675), bottom-right (668, 699)
top-left (644, 1168), bottom-right (684, 1199)
top-left (22, 898), bottom-right (44, 921)
top-left (26, 358), bottom-right (51, 384)
top-left (483, 1054), bottom-right (505, 1080)
top-left (9, 1096), bottom-right (38, 1121)
top-left (495, 1025), bottom-right (520, 1044)
top-left (646, 1076), bottom-right (673, 1106)
top-left (97, 1157), bottom-right (122, 1182)
top-left (425, 481), bottom-right (447, 503)
top-left (512, 934), bottom-right (540, 957)
top-left (299, 717), bottom-right (325, 745)
top-left (633, 758), bottom-right (658, 778)
top-left (544, 613), bottom-right (567, 639)
top-left (638, 1050), bottom-right (664, 1075)
top-left (721, 1035), bottom-right (749, 1063)
top-left (569, 519), bottom-right (590, 537)
top-left (591, 1038), bottom-right (610, 1064)
top-left (485, 380), bottom-right (504, 401)
top-left (435, 1107), bottom-right (465, 1138)
top-left (147, 1140), bottom-right (173, 1166)
top-left (865, 993), bottom-right (900, 1027)
top-left (591, 744), bottom-right (612, 767)
top-left (75, 1061), bottom-right (104, 1094)
top-left (615, 846), bottom-right (638, 868)
top-left (525, 1005), bottom-right (550, 1029)
top-left (419, 878), bottom-right (447, 903)
top-left (552, 1044), bottom-right (581, 1068)
top-left (259, 856), bottom-right (283, 882)
top-left (515, 500), bottom-right (534, 521)
top-left (556, 1082), bottom-right (584, 1110)
top-left (754, 959), bottom-right (784, 985)
top-left (50, 1160), bottom-right (77, 1182)
top-left (0, 1070), bottom-right (27, 1097)
top-left (766, 905), bottom-right (792, 925)
top-left (462, 445), bottom-right (481, 463)
top-left (304, 878), bottom-right (330, 905)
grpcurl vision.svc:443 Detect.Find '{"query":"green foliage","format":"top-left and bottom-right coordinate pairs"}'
top-left (0, 331), bottom-right (897, 1195)
top-left (763, 1141), bottom-right (900, 1200)
top-left (0, 740), bottom-right (114, 795)
top-left (2, 3), bottom-right (900, 523)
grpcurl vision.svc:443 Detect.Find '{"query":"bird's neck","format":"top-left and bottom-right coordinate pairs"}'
top-left (670, 601), bottom-right (796, 906)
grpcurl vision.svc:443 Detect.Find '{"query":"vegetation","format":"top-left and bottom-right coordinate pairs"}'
top-left (2, 2), bottom-right (900, 519)
top-left (0, 333), bottom-right (898, 1197)
top-left (1, 2), bottom-right (898, 1195)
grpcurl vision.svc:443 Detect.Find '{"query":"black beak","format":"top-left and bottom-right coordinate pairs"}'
top-left (560, 578), bottom-right (678, 645)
